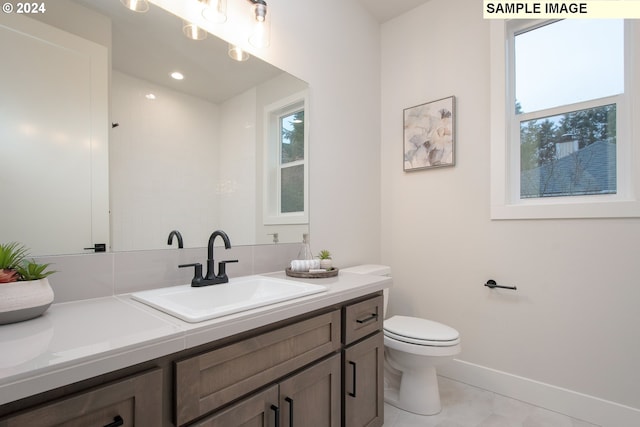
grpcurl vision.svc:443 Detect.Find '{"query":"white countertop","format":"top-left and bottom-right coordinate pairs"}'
top-left (0, 271), bottom-right (390, 405)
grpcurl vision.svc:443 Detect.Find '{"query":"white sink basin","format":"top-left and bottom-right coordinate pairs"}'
top-left (130, 275), bottom-right (327, 323)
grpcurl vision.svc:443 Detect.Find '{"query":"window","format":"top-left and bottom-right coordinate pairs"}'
top-left (490, 19), bottom-right (640, 219)
top-left (263, 91), bottom-right (309, 224)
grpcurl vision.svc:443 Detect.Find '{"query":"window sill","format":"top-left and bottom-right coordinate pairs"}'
top-left (491, 199), bottom-right (640, 220)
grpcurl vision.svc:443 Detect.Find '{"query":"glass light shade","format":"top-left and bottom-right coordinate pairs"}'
top-left (183, 20), bottom-right (208, 40)
top-left (248, 2), bottom-right (270, 48)
top-left (201, 0), bottom-right (227, 23)
top-left (120, 0), bottom-right (149, 13)
top-left (228, 44), bottom-right (249, 62)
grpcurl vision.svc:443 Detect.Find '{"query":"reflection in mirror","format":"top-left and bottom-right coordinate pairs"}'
top-left (0, 0), bottom-right (309, 256)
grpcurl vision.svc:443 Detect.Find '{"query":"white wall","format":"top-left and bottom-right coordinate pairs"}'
top-left (254, 73), bottom-right (310, 245)
top-left (110, 71), bottom-right (221, 250)
top-left (218, 87), bottom-right (257, 245)
top-left (259, 0), bottom-right (383, 264)
top-left (380, 0), bottom-right (640, 424)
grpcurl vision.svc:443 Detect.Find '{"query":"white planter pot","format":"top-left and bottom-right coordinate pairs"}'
top-left (319, 259), bottom-right (333, 270)
top-left (0, 278), bottom-right (54, 325)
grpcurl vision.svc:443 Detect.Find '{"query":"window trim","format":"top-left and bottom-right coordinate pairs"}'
top-left (490, 19), bottom-right (640, 219)
top-left (262, 90), bottom-right (309, 225)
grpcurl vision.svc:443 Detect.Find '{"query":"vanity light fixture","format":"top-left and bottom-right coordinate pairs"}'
top-left (183, 20), bottom-right (208, 40)
top-left (228, 44), bottom-right (249, 61)
top-left (170, 71), bottom-right (184, 80)
top-left (248, 0), bottom-right (270, 48)
top-left (201, 0), bottom-right (227, 23)
top-left (120, 0), bottom-right (149, 13)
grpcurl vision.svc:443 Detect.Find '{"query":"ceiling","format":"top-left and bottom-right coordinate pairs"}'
top-left (68, 0), bottom-right (429, 104)
top-left (356, 0), bottom-right (431, 22)
top-left (72, 0), bottom-right (284, 104)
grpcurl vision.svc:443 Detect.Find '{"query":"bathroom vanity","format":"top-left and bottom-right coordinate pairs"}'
top-left (0, 271), bottom-right (389, 426)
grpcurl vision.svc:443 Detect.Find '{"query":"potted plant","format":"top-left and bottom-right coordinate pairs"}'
top-left (0, 242), bottom-right (56, 325)
top-left (317, 250), bottom-right (333, 270)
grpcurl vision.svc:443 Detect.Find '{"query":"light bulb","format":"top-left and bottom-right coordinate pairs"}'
top-left (120, 0), bottom-right (148, 13)
top-left (228, 44), bottom-right (249, 62)
top-left (201, 0), bottom-right (227, 23)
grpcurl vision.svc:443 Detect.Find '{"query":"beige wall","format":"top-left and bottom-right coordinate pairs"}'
top-left (380, 0), bottom-right (640, 424)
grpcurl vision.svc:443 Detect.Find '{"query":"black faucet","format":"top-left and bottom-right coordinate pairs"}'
top-left (179, 230), bottom-right (238, 287)
top-left (167, 230), bottom-right (184, 248)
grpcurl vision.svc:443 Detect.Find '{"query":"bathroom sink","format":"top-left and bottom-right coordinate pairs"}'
top-left (130, 275), bottom-right (327, 323)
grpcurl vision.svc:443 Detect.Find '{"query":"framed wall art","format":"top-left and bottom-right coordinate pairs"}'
top-left (403, 96), bottom-right (455, 171)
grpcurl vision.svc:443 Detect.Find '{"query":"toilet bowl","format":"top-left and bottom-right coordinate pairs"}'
top-left (342, 265), bottom-right (461, 416)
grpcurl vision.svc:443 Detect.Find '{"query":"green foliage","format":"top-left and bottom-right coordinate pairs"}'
top-left (281, 110), bottom-right (305, 163)
top-left (0, 242), bottom-right (29, 270)
top-left (317, 250), bottom-right (332, 260)
top-left (0, 242), bottom-right (56, 282)
top-left (15, 260), bottom-right (56, 281)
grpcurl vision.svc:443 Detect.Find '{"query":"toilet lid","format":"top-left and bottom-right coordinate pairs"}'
top-left (384, 315), bottom-right (459, 346)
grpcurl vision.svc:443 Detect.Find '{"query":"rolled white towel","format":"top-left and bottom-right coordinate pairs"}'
top-left (290, 259), bottom-right (320, 272)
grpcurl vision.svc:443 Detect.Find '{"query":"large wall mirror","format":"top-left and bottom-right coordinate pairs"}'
top-left (0, 0), bottom-right (309, 256)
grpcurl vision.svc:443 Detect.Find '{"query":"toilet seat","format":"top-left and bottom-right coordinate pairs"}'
top-left (384, 315), bottom-right (460, 347)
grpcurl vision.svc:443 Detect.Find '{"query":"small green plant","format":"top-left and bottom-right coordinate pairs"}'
top-left (0, 242), bottom-right (28, 269)
top-left (0, 242), bottom-right (55, 283)
top-left (317, 250), bottom-right (332, 260)
top-left (16, 260), bottom-right (56, 281)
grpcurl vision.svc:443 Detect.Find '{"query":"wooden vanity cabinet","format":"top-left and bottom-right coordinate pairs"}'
top-left (193, 354), bottom-right (341, 427)
top-left (175, 309), bottom-right (341, 426)
top-left (342, 295), bottom-right (384, 427)
top-left (0, 368), bottom-right (162, 427)
top-left (0, 291), bottom-right (384, 427)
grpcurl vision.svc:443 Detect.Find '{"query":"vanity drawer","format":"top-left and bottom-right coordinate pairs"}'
top-left (0, 368), bottom-right (162, 427)
top-left (175, 309), bottom-right (341, 426)
top-left (343, 294), bottom-right (383, 345)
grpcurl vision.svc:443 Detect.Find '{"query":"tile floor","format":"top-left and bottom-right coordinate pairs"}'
top-left (383, 376), bottom-right (599, 427)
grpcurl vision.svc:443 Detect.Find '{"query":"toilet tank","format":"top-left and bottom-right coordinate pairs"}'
top-left (342, 264), bottom-right (391, 317)
top-left (342, 264), bottom-right (391, 276)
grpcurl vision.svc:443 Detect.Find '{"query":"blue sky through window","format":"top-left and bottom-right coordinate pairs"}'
top-left (515, 19), bottom-right (624, 114)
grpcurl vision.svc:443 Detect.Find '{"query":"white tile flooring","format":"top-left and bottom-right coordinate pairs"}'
top-left (383, 376), bottom-right (599, 427)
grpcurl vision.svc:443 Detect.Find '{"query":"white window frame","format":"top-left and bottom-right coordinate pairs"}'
top-left (262, 90), bottom-right (309, 225)
top-left (490, 19), bottom-right (640, 219)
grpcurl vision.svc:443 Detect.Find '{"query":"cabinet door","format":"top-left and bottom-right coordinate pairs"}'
top-left (192, 385), bottom-right (279, 427)
top-left (279, 354), bottom-right (341, 427)
top-left (175, 310), bottom-right (341, 426)
top-left (0, 369), bottom-right (162, 427)
top-left (344, 332), bottom-right (384, 427)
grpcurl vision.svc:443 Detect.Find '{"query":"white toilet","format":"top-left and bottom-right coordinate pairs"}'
top-left (342, 265), bottom-right (461, 416)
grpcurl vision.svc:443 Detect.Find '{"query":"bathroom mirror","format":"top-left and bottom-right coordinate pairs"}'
top-left (0, 0), bottom-right (309, 256)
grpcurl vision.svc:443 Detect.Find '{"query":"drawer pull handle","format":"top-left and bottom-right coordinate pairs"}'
top-left (104, 415), bottom-right (124, 427)
top-left (348, 361), bottom-right (357, 397)
top-left (356, 313), bottom-right (378, 324)
top-left (285, 397), bottom-right (294, 426)
top-left (271, 404), bottom-right (280, 427)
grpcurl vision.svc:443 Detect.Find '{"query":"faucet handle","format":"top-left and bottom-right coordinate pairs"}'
top-left (216, 260), bottom-right (238, 282)
top-left (179, 263), bottom-right (204, 287)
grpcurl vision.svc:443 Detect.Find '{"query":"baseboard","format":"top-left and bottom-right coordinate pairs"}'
top-left (438, 359), bottom-right (640, 427)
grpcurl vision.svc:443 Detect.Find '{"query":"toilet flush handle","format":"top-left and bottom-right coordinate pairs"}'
top-left (484, 279), bottom-right (517, 290)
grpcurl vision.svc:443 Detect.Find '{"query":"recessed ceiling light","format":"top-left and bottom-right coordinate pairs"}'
top-left (145, 93), bottom-right (156, 100)
top-left (170, 71), bottom-right (184, 80)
